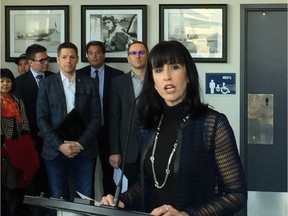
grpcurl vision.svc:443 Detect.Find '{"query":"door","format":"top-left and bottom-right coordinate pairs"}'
top-left (240, 4), bottom-right (287, 216)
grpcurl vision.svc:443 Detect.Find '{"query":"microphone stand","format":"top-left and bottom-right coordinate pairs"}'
top-left (112, 91), bottom-right (146, 207)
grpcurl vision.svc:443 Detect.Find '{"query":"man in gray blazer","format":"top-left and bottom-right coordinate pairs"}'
top-left (109, 41), bottom-right (148, 187)
top-left (37, 42), bottom-right (101, 205)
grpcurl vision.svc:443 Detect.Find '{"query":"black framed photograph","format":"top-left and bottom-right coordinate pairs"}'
top-left (5, 5), bottom-right (69, 62)
top-left (160, 4), bottom-right (227, 63)
top-left (81, 5), bottom-right (147, 62)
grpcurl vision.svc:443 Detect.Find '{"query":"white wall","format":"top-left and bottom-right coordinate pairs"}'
top-left (1, 0), bottom-right (287, 149)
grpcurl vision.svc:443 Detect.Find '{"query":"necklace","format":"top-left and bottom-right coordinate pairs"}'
top-left (150, 114), bottom-right (189, 189)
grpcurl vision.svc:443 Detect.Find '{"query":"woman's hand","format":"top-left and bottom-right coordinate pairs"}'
top-left (150, 204), bottom-right (187, 216)
top-left (100, 194), bottom-right (125, 208)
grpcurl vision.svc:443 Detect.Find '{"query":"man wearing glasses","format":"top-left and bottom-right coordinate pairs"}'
top-left (14, 43), bottom-right (54, 215)
top-left (109, 41), bottom-right (149, 189)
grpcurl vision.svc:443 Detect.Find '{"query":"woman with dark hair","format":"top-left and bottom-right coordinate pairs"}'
top-left (102, 15), bottom-right (130, 52)
top-left (102, 41), bottom-right (247, 216)
top-left (1, 68), bottom-right (30, 216)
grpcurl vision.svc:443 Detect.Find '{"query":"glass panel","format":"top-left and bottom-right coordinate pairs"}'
top-left (248, 94), bottom-right (273, 144)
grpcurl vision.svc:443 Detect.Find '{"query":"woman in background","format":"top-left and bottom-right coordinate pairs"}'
top-left (1, 68), bottom-right (30, 216)
top-left (102, 41), bottom-right (247, 216)
top-left (15, 54), bottom-right (30, 75)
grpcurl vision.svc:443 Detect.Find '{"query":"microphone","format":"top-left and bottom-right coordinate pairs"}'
top-left (112, 90), bottom-right (147, 207)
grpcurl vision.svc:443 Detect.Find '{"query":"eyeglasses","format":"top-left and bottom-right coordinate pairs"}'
top-left (32, 57), bottom-right (50, 64)
top-left (128, 51), bottom-right (146, 56)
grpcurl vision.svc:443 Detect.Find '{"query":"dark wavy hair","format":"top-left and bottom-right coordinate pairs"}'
top-left (137, 41), bottom-right (208, 129)
top-left (103, 16), bottom-right (117, 25)
top-left (0, 68), bottom-right (16, 93)
top-left (86, 41), bottom-right (106, 54)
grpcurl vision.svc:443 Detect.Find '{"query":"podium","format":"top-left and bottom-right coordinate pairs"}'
top-left (24, 195), bottom-right (148, 216)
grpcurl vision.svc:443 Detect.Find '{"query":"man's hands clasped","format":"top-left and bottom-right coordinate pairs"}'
top-left (59, 141), bottom-right (84, 158)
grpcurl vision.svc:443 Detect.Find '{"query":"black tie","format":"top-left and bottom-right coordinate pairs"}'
top-left (36, 74), bottom-right (43, 86)
top-left (94, 70), bottom-right (99, 88)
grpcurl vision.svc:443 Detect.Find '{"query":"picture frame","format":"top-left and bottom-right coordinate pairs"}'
top-left (160, 4), bottom-right (227, 63)
top-left (81, 5), bottom-right (147, 62)
top-left (5, 5), bottom-right (69, 62)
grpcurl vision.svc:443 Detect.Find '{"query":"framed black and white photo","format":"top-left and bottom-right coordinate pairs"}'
top-left (5, 5), bottom-right (69, 62)
top-left (81, 5), bottom-right (147, 62)
top-left (160, 4), bottom-right (227, 63)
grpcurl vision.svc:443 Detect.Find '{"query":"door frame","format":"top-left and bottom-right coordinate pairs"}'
top-left (240, 3), bottom-right (288, 216)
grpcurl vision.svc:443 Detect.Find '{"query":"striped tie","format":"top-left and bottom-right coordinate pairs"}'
top-left (36, 74), bottom-right (43, 86)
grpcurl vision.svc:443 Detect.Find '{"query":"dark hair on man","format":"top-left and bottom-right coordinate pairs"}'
top-left (127, 41), bottom-right (149, 55)
top-left (103, 16), bottom-right (117, 25)
top-left (0, 68), bottom-right (16, 93)
top-left (86, 41), bottom-right (106, 54)
top-left (57, 42), bottom-right (78, 57)
top-left (138, 40), bottom-right (208, 129)
top-left (25, 44), bottom-right (47, 60)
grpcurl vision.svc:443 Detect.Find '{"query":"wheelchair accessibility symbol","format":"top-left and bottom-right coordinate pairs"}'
top-left (206, 73), bottom-right (235, 95)
top-left (215, 82), bottom-right (230, 94)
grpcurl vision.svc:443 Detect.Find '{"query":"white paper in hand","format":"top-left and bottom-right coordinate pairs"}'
top-left (76, 191), bottom-right (101, 206)
top-left (113, 168), bottom-right (128, 193)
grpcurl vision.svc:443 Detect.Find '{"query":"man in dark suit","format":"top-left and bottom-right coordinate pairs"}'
top-left (15, 44), bottom-right (54, 153)
top-left (37, 42), bottom-right (101, 209)
top-left (77, 41), bottom-right (124, 196)
top-left (109, 41), bottom-right (149, 187)
top-left (14, 43), bottom-right (54, 215)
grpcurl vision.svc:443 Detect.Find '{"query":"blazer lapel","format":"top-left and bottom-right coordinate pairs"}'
top-left (27, 71), bottom-right (39, 90)
top-left (55, 73), bottom-right (68, 113)
top-left (103, 65), bottom-right (111, 101)
top-left (126, 72), bottom-right (136, 100)
top-left (74, 73), bottom-right (83, 109)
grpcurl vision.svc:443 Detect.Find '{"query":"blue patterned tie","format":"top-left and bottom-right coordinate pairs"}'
top-left (36, 74), bottom-right (43, 86)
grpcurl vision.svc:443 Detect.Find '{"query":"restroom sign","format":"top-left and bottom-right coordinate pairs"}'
top-left (206, 73), bottom-right (236, 94)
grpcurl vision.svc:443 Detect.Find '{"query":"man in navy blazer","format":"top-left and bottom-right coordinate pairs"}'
top-left (37, 42), bottom-right (101, 204)
top-left (109, 41), bottom-right (149, 187)
top-left (14, 43), bottom-right (54, 215)
top-left (77, 41), bottom-right (124, 196)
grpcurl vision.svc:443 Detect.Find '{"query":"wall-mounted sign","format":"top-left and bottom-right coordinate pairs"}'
top-left (206, 73), bottom-right (236, 94)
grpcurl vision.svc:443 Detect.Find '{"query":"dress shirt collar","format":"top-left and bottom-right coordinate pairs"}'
top-left (90, 65), bottom-right (105, 78)
top-left (31, 68), bottom-right (45, 79)
top-left (130, 70), bottom-right (143, 83)
top-left (60, 71), bottom-right (76, 83)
